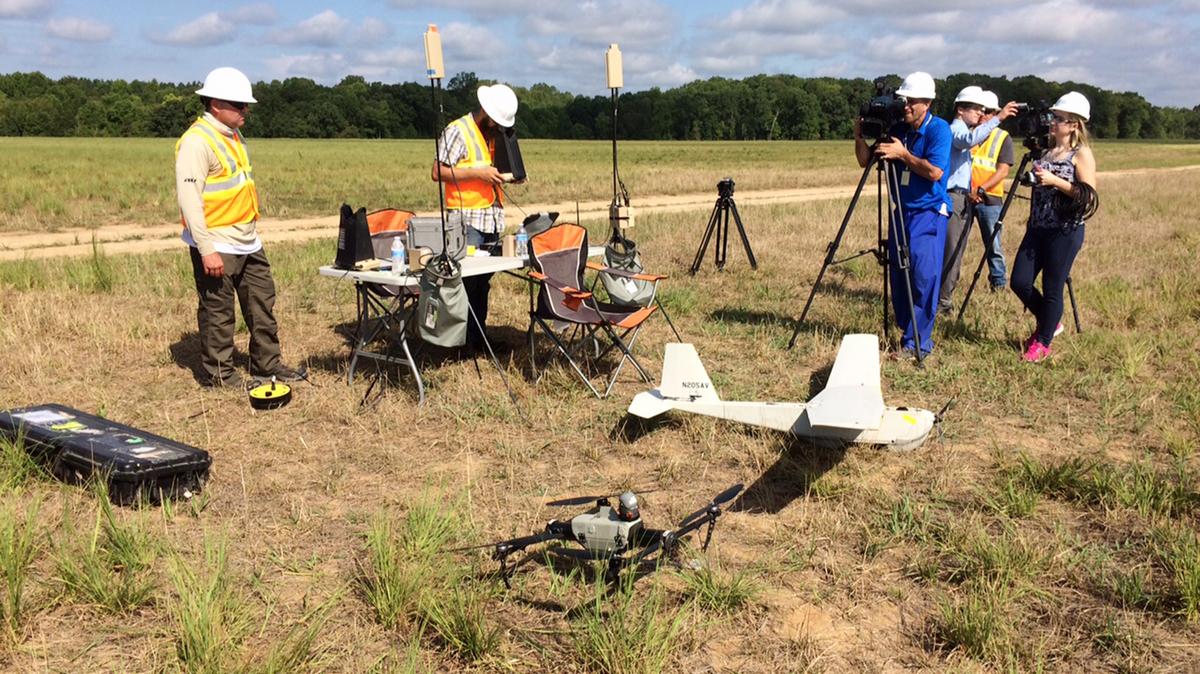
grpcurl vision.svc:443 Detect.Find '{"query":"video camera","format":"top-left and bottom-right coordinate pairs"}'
top-left (1015, 102), bottom-right (1054, 154)
top-left (718, 177), bottom-right (735, 198)
top-left (859, 78), bottom-right (907, 140)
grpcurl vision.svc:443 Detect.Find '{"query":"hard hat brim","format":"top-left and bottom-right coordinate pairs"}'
top-left (195, 86), bottom-right (257, 104)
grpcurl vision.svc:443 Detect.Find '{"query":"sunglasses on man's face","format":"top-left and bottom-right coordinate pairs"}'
top-left (223, 100), bottom-right (248, 112)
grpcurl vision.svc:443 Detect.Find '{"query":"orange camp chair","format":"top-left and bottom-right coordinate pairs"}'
top-left (526, 223), bottom-right (664, 398)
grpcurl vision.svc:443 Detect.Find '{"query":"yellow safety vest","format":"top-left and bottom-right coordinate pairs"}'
top-left (175, 117), bottom-right (260, 229)
top-left (970, 128), bottom-right (1010, 198)
top-left (444, 114), bottom-right (502, 210)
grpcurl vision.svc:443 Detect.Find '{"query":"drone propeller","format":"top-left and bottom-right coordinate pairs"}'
top-left (677, 483), bottom-right (744, 530)
top-left (444, 541), bottom-right (503, 554)
top-left (546, 488), bottom-right (657, 507)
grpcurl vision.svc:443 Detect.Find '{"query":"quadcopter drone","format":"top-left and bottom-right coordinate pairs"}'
top-left (448, 484), bottom-right (743, 587)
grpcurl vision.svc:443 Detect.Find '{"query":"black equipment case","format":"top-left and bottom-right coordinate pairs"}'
top-left (0, 404), bottom-right (211, 505)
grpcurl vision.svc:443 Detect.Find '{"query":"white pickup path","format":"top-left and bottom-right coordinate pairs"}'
top-left (627, 334), bottom-right (935, 451)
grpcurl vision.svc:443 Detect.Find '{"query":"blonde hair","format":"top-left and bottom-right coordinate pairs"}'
top-left (1066, 113), bottom-right (1089, 150)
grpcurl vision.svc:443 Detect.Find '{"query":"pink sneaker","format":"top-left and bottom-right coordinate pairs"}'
top-left (1022, 340), bottom-right (1052, 363)
top-left (1054, 323), bottom-right (1065, 338)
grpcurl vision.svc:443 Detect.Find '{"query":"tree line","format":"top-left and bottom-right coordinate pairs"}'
top-left (1, 70), bottom-right (1198, 141)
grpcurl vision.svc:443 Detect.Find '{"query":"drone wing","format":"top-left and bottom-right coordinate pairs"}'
top-left (805, 334), bottom-right (885, 430)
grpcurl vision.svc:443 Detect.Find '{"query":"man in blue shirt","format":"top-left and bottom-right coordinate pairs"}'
top-left (939, 86), bottom-right (1020, 313)
top-left (854, 71), bottom-right (949, 356)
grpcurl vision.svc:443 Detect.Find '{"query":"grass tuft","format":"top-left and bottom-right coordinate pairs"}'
top-left (680, 563), bottom-right (759, 614)
top-left (571, 576), bottom-right (692, 674)
top-left (168, 534), bottom-right (251, 674)
top-left (419, 583), bottom-right (501, 663)
top-left (0, 433), bottom-right (45, 493)
top-left (0, 498), bottom-right (40, 637)
top-left (1152, 526), bottom-right (1200, 622)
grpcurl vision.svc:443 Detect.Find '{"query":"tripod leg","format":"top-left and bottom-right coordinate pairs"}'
top-left (728, 199), bottom-right (758, 269)
top-left (716, 201), bottom-right (730, 269)
top-left (690, 200), bottom-right (723, 275)
top-left (957, 152), bottom-right (1031, 323)
top-left (1066, 275), bottom-right (1082, 333)
top-left (878, 163), bottom-right (889, 343)
top-left (787, 158), bottom-right (878, 350)
top-left (884, 162), bottom-right (924, 364)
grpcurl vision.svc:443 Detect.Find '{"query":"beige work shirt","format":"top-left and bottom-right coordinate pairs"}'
top-left (175, 113), bottom-right (261, 257)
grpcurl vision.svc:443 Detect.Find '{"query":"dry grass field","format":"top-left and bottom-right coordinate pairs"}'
top-left (0, 140), bottom-right (1198, 673)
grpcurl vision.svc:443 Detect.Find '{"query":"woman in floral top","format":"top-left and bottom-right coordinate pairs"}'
top-left (1010, 91), bottom-right (1097, 363)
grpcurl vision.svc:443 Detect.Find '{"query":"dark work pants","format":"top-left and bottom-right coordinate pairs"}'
top-left (1010, 225), bottom-right (1085, 346)
top-left (463, 229), bottom-right (499, 347)
top-left (189, 247), bottom-right (282, 382)
top-left (938, 190), bottom-right (972, 309)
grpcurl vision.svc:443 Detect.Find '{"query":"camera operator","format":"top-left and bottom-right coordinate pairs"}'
top-left (938, 86), bottom-right (1020, 314)
top-left (968, 91), bottom-right (1015, 291)
top-left (1011, 92), bottom-right (1096, 363)
top-left (854, 71), bottom-right (950, 358)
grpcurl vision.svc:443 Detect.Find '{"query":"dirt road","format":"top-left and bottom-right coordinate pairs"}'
top-left (2, 164), bottom-right (1195, 261)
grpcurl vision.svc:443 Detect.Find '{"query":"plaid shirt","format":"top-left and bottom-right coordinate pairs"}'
top-left (437, 120), bottom-right (505, 234)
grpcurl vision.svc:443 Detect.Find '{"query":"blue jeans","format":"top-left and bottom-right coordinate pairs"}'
top-left (1010, 225), bottom-right (1084, 346)
top-left (889, 208), bottom-right (946, 354)
top-left (973, 203), bottom-right (1007, 287)
top-left (464, 227), bottom-right (499, 346)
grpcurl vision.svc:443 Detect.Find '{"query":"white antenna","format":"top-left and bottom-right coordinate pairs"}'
top-left (424, 24), bottom-right (444, 80)
top-left (606, 44), bottom-right (633, 239)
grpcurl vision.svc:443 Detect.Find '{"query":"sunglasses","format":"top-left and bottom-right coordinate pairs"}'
top-left (1051, 114), bottom-right (1074, 125)
top-left (223, 100), bottom-right (249, 111)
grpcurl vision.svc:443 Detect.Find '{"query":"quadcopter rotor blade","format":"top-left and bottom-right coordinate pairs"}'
top-left (546, 488), bottom-right (657, 507)
top-left (677, 483), bottom-right (744, 529)
top-left (444, 541), bottom-right (502, 554)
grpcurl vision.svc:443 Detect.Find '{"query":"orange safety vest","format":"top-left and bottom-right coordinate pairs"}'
top-left (444, 114), bottom-right (502, 210)
top-left (970, 128), bottom-right (1010, 198)
top-left (175, 117), bottom-right (260, 229)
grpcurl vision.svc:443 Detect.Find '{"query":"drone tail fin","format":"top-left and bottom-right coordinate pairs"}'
top-left (627, 343), bottom-right (719, 419)
top-left (806, 333), bottom-right (886, 430)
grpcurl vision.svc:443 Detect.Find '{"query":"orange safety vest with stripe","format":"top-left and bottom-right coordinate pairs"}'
top-left (970, 127), bottom-right (1010, 198)
top-left (444, 114), bottom-right (502, 210)
top-left (175, 116), bottom-right (260, 229)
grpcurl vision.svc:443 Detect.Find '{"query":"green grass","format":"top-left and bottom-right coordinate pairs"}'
top-left (571, 577), bottom-right (693, 674)
top-left (679, 562), bottom-right (760, 614)
top-left (0, 498), bottom-right (40, 638)
top-left (53, 481), bottom-right (158, 613)
top-left (0, 434), bottom-right (45, 493)
top-left (168, 535), bottom-right (251, 674)
top-left (419, 583), bottom-right (502, 663)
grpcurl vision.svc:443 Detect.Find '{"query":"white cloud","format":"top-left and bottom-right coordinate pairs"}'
top-left (524, 0), bottom-right (675, 48)
top-left (150, 12), bottom-right (232, 47)
top-left (359, 17), bottom-right (392, 43)
top-left (269, 10), bottom-right (350, 47)
top-left (987, 0), bottom-right (1127, 43)
top-left (224, 3), bottom-right (279, 26)
top-left (723, 0), bottom-right (842, 33)
top-left (440, 20), bottom-right (506, 68)
top-left (45, 17), bottom-right (114, 43)
top-left (0, 0), bottom-right (51, 19)
top-left (265, 52), bottom-right (349, 80)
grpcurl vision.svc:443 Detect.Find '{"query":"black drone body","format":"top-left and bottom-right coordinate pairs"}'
top-left (450, 484), bottom-right (743, 587)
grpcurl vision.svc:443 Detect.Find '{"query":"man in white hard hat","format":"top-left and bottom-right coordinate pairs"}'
top-left (175, 66), bottom-right (304, 387)
top-left (968, 91), bottom-right (1015, 291)
top-left (854, 71), bottom-right (949, 357)
top-left (431, 83), bottom-right (519, 349)
top-left (938, 86), bottom-right (1020, 314)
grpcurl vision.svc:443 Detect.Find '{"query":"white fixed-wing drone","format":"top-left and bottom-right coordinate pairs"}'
top-left (627, 334), bottom-right (936, 451)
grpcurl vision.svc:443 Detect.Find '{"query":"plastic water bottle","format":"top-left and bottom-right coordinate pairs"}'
top-left (390, 235), bottom-right (405, 274)
top-left (515, 225), bottom-right (529, 259)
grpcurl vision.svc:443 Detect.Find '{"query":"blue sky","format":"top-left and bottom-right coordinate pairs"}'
top-left (1, 0), bottom-right (1197, 107)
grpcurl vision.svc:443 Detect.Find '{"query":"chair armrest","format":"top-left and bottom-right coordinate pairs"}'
top-left (585, 261), bottom-right (667, 282)
top-left (528, 271), bottom-right (592, 300)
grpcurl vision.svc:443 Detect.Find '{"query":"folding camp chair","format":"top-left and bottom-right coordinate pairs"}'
top-left (344, 209), bottom-right (424, 399)
top-left (526, 223), bottom-right (663, 398)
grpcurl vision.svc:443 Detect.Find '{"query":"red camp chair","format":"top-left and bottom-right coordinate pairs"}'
top-left (526, 223), bottom-right (664, 398)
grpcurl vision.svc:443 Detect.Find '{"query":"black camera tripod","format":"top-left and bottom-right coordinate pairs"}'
top-left (690, 178), bottom-right (757, 274)
top-left (786, 148), bottom-right (924, 364)
top-left (954, 150), bottom-right (1083, 333)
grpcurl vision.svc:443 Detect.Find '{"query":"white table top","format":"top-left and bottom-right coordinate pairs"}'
top-left (319, 246), bottom-right (605, 286)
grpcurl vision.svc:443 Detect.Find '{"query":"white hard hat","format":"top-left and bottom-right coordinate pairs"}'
top-left (954, 86), bottom-right (989, 108)
top-left (896, 71), bottom-right (936, 100)
top-left (1050, 91), bottom-right (1090, 122)
top-left (195, 67), bottom-right (257, 104)
top-left (477, 83), bottom-right (518, 128)
top-left (980, 91), bottom-right (1000, 112)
